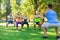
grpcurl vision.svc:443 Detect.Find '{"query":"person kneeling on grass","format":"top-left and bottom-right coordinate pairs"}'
top-left (6, 12), bottom-right (15, 29)
top-left (33, 10), bottom-right (43, 30)
top-left (23, 13), bottom-right (29, 28)
top-left (16, 12), bottom-right (24, 30)
top-left (41, 4), bottom-right (60, 39)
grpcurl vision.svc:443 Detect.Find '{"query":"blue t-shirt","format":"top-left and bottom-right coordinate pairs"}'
top-left (46, 9), bottom-right (59, 23)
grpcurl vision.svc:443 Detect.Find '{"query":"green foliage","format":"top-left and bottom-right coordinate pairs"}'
top-left (0, 0), bottom-right (60, 20)
top-left (16, 0), bottom-right (21, 6)
top-left (0, 0), bottom-right (2, 3)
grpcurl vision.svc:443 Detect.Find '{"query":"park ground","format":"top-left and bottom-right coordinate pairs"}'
top-left (0, 23), bottom-right (60, 40)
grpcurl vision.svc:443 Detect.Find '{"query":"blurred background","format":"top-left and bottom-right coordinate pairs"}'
top-left (0, 0), bottom-right (60, 22)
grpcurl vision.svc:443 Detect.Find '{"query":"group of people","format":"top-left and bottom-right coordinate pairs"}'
top-left (6, 4), bottom-right (60, 39)
top-left (6, 12), bottom-right (29, 29)
top-left (6, 10), bottom-right (43, 30)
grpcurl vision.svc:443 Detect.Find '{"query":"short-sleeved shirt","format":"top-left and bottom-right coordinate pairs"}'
top-left (16, 15), bottom-right (22, 22)
top-left (46, 9), bottom-right (59, 23)
top-left (33, 15), bottom-right (41, 22)
top-left (7, 15), bottom-right (14, 21)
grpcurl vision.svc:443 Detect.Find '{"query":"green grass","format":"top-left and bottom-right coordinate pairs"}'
top-left (0, 25), bottom-right (60, 40)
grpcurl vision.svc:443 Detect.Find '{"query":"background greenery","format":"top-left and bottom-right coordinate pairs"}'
top-left (0, 0), bottom-right (60, 20)
top-left (0, 0), bottom-right (60, 40)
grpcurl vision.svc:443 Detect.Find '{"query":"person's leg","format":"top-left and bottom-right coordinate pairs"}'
top-left (13, 22), bottom-right (15, 27)
top-left (20, 22), bottom-right (24, 29)
top-left (55, 27), bottom-right (60, 39)
top-left (11, 21), bottom-right (15, 27)
top-left (6, 22), bottom-right (9, 29)
top-left (38, 22), bottom-right (41, 30)
top-left (34, 23), bottom-right (36, 30)
top-left (26, 22), bottom-right (29, 28)
top-left (41, 22), bottom-right (49, 38)
top-left (16, 22), bottom-right (18, 29)
top-left (42, 28), bottom-right (47, 36)
top-left (55, 27), bottom-right (59, 36)
top-left (42, 28), bottom-right (48, 38)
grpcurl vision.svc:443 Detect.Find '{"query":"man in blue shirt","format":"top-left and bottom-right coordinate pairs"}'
top-left (42, 4), bottom-right (60, 39)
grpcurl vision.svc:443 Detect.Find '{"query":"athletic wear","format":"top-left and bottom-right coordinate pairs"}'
top-left (7, 15), bottom-right (14, 24)
top-left (16, 17), bottom-right (22, 22)
top-left (46, 9), bottom-right (59, 23)
top-left (7, 15), bottom-right (14, 21)
top-left (16, 22), bottom-right (24, 27)
top-left (42, 22), bottom-right (60, 28)
top-left (35, 22), bottom-right (39, 24)
top-left (16, 14), bottom-right (22, 22)
top-left (23, 15), bottom-right (29, 26)
top-left (8, 21), bottom-right (13, 24)
top-left (34, 15), bottom-right (42, 23)
top-left (42, 9), bottom-right (60, 28)
top-left (34, 18), bottom-right (40, 22)
top-left (16, 14), bottom-right (23, 27)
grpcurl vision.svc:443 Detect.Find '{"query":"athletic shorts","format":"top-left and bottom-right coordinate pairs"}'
top-left (24, 19), bottom-right (27, 22)
top-left (7, 21), bottom-right (14, 24)
top-left (23, 21), bottom-right (28, 25)
top-left (16, 22), bottom-right (24, 27)
top-left (34, 22), bottom-right (40, 25)
top-left (41, 22), bottom-right (60, 28)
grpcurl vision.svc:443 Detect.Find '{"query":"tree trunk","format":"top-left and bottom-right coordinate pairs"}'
top-left (5, 0), bottom-right (11, 21)
top-left (34, 0), bottom-right (38, 11)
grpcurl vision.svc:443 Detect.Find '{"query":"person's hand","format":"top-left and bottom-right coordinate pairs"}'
top-left (41, 16), bottom-right (44, 20)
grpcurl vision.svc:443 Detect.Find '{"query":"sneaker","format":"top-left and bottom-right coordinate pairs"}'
top-left (56, 36), bottom-right (60, 39)
top-left (43, 36), bottom-right (48, 39)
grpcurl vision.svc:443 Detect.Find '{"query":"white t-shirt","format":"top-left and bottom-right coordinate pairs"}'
top-left (8, 15), bottom-right (14, 21)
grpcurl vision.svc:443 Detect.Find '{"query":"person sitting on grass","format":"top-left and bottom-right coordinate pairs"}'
top-left (42, 4), bottom-right (60, 39)
top-left (33, 10), bottom-right (43, 30)
top-left (6, 12), bottom-right (15, 29)
top-left (23, 13), bottom-right (29, 28)
top-left (15, 12), bottom-right (24, 30)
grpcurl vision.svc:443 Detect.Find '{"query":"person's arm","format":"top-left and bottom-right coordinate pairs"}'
top-left (13, 16), bottom-right (15, 22)
top-left (21, 15), bottom-right (24, 21)
top-left (38, 14), bottom-right (44, 20)
top-left (40, 15), bottom-right (44, 20)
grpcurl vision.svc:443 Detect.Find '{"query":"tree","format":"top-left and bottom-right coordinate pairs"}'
top-left (16, 0), bottom-right (21, 6)
top-left (5, 0), bottom-right (11, 21)
top-left (0, 0), bottom-right (60, 21)
top-left (55, 0), bottom-right (60, 20)
top-left (34, 0), bottom-right (38, 11)
top-left (0, 0), bottom-right (1, 14)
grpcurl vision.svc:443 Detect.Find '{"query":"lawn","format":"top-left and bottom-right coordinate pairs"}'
top-left (0, 23), bottom-right (60, 40)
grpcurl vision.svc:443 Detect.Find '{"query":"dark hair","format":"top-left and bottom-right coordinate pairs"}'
top-left (48, 4), bottom-right (52, 9)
